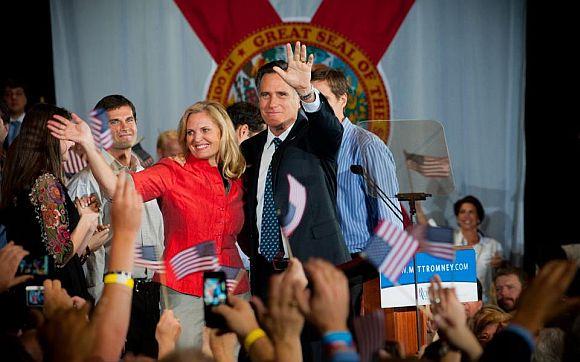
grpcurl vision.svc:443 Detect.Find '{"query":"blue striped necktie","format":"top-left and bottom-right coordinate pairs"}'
top-left (260, 137), bottom-right (282, 261)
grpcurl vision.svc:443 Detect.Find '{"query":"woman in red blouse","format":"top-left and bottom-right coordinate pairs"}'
top-left (48, 101), bottom-right (249, 349)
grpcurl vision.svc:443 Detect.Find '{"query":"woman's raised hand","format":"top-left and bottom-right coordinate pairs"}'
top-left (48, 113), bottom-right (93, 149)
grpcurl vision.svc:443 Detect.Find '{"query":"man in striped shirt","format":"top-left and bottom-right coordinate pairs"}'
top-left (311, 65), bottom-right (403, 313)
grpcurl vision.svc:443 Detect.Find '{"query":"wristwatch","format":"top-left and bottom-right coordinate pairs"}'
top-left (299, 85), bottom-right (315, 101)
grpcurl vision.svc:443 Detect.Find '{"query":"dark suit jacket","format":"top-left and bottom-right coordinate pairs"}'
top-left (239, 94), bottom-right (351, 269)
top-left (479, 329), bottom-right (533, 362)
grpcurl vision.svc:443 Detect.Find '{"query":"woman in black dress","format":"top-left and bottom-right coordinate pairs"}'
top-left (1, 103), bottom-right (97, 301)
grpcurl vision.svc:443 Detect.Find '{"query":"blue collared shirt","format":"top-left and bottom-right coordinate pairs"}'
top-left (337, 118), bottom-right (402, 253)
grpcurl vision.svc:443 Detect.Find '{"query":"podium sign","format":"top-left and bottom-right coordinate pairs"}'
top-left (380, 249), bottom-right (477, 308)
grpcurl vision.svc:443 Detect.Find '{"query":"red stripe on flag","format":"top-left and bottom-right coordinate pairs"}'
top-left (380, 227), bottom-right (418, 282)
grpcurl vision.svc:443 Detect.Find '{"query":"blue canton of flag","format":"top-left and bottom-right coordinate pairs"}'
top-left (362, 234), bottom-right (392, 269)
top-left (281, 174), bottom-right (306, 238)
top-left (89, 108), bottom-right (113, 149)
top-left (134, 245), bottom-right (166, 272)
top-left (413, 224), bottom-right (455, 260)
top-left (362, 220), bottom-right (419, 283)
top-left (169, 241), bottom-right (219, 280)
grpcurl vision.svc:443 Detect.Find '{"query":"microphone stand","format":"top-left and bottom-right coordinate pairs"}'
top-left (339, 165), bottom-right (405, 283)
top-left (396, 192), bottom-right (431, 353)
top-left (341, 165), bottom-right (432, 353)
top-left (350, 165), bottom-right (404, 224)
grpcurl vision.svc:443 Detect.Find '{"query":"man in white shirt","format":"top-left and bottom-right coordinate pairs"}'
top-left (68, 94), bottom-right (164, 358)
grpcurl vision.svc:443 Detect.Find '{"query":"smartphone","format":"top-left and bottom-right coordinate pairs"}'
top-left (18, 255), bottom-right (49, 276)
top-left (25, 286), bottom-right (45, 307)
top-left (203, 271), bottom-right (228, 330)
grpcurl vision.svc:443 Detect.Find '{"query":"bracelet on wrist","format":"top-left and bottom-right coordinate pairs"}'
top-left (106, 270), bottom-right (132, 277)
top-left (244, 328), bottom-right (266, 352)
top-left (104, 271), bottom-right (134, 289)
top-left (79, 245), bottom-right (92, 264)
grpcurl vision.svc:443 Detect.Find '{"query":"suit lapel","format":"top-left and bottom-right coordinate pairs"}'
top-left (246, 131), bottom-right (267, 205)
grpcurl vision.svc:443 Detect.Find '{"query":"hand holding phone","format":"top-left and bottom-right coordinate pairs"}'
top-left (18, 255), bottom-right (49, 276)
top-left (0, 242), bottom-right (33, 293)
top-left (26, 286), bottom-right (45, 307)
top-left (203, 271), bottom-right (229, 330)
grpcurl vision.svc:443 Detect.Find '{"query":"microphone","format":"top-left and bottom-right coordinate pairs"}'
top-left (350, 164), bottom-right (404, 223)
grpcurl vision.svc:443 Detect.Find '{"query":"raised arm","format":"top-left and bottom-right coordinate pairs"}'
top-left (89, 172), bottom-right (142, 360)
top-left (273, 42), bottom-right (314, 101)
top-left (48, 113), bottom-right (117, 197)
top-left (274, 42), bottom-right (342, 159)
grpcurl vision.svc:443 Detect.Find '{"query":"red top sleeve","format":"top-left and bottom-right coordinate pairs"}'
top-left (131, 159), bottom-right (177, 202)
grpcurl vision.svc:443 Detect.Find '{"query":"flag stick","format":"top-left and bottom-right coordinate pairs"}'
top-left (155, 244), bottom-right (170, 310)
top-left (281, 232), bottom-right (294, 258)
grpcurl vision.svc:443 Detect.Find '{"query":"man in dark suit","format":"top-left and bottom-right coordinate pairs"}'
top-left (238, 42), bottom-right (351, 301)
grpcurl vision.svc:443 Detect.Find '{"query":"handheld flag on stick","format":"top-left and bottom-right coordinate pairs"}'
top-left (134, 245), bottom-right (166, 272)
top-left (412, 224), bottom-right (455, 260)
top-left (89, 108), bottom-right (113, 149)
top-left (362, 220), bottom-right (419, 283)
top-left (281, 174), bottom-right (307, 237)
top-left (169, 241), bottom-right (219, 280)
top-left (220, 266), bottom-right (245, 294)
top-left (132, 140), bottom-right (155, 168)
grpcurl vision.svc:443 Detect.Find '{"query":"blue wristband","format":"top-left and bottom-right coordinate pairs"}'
top-left (323, 331), bottom-right (354, 345)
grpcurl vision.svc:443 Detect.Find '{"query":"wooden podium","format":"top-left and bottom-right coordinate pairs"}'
top-left (359, 246), bottom-right (475, 356)
top-left (361, 277), bottom-right (428, 356)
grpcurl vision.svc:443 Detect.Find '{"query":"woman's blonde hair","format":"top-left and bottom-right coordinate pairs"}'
top-left (177, 101), bottom-right (246, 179)
top-left (471, 305), bottom-right (512, 337)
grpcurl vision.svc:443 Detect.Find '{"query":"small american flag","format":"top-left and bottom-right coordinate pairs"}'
top-left (412, 224), bottom-right (455, 260)
top-left (221, 266), bottom-right (244, 293)
top-left (404, 151), bottom-right (451, 178)
top-left (363, 220), bottom-right (419, 283)
top-left (169, 241), bottom-right (219, 280)
top-left (134, 245), bottom-right (166, 272)
top-left (353, 310), bottom-right (385, 362)
top-left (63, 149), bottom-right (87, 176)
top-left (281, 174), bottom-right (306, 237)
top-left (132, 142), bottom-right (155, 168)
top-left (89, 108), bottom-right (113, 149)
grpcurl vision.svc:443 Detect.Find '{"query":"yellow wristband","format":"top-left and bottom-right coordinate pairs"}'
top-left (104, 273), bottom-right (134, 289)
top-left (243, 328), bottom-right (266, 352)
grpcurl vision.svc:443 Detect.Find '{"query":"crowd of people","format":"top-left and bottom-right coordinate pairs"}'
top-left (1, 41), bottom-right (580, 362)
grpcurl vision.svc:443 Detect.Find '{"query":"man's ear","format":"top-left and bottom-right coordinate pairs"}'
top-left (236, 124), bottom-right (249, 140)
